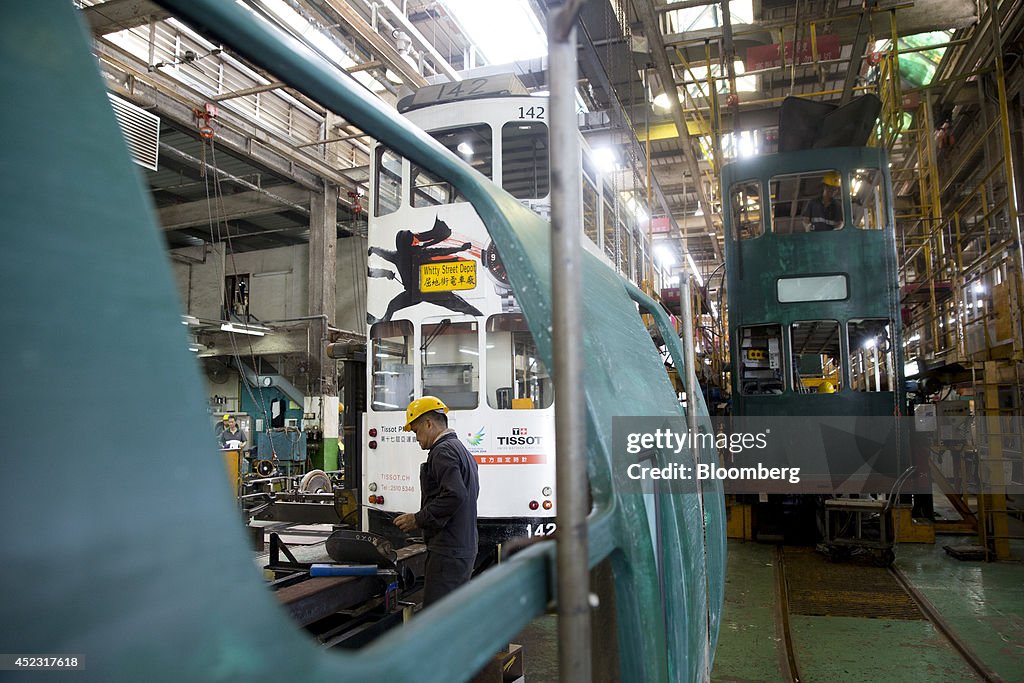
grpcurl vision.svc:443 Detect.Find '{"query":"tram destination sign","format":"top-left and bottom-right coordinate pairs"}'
top-left (419, 259), bottom-right (477, 292)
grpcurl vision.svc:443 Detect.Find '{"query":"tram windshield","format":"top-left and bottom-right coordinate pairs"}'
top-left (850, 168), bottom-right (886, 230)
top-left (421, 318), bottom-right (480, 410)
top-left (485, 314), bottom-right (553, 410)
top-left (790, 320), bottom-right (842, 393)
top-left (370, 320), bottom-right (414, 410)
top-left (770, 170), bottom-right (845, 234)
top-left (501, 121), bottom-right (549, 199)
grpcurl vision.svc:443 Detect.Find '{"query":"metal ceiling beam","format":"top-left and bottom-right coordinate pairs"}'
top-left (839, 11), bottom-right (871, 105)
top-left (158, 183), bottom-right (310, 230)
top-left (633, 0), bottom-right (721, 262)
top-left (316, 0), bottom-right (428, 88)
top-left (95, 40), bottom-right (352, 192)
top-left (81, 0), bottom-right (169, 34)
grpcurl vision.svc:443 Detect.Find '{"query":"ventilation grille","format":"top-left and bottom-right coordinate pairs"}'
top-left (107, 93), bottom-right (160, 171)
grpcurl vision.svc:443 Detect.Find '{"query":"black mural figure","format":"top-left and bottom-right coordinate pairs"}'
top-left (367, 216), bottom-right (483, 324)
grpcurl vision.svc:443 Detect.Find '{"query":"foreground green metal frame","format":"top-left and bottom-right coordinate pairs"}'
top-left (0, 2), bottom-right (723, 680)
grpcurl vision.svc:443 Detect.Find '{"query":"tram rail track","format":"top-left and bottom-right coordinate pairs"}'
top-left (773, 545), bottom-right (1004, 683)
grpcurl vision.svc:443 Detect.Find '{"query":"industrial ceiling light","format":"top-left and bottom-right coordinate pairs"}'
top-left (220, 323), bottom-right (267, 337)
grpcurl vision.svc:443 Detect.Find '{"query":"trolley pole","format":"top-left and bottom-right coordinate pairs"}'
top-left (549, 2), bottom-right (591, 681)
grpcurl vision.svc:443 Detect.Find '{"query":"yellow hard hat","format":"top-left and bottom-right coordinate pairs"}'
top-left (222, 414), bottom-right (231, 421)
top-left (404, 396), bottom-right (449, 431)
top-left (822, 172), bottom-right (841, 188)
top-left (818, 381), bottom-right (836, 394)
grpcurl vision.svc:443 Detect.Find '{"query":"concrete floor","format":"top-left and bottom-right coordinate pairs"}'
top-left (513, 539), bottom-right (1024, 682)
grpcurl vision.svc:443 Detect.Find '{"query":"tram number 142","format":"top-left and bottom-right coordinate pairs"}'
top-left (526, 522), bottom-right (557, 538)
top-left (517, 106), bottom-right (545, 120)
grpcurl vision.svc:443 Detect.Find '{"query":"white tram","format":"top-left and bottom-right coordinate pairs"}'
top-left (362, 74), bottom-right (668, 551)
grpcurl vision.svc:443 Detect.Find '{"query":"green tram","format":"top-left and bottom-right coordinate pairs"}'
top-left (722, 147), bottom-right (909, 535)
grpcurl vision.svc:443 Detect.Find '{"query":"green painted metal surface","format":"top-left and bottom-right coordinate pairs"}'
top-left (0, 2), bottom-right (723, 680)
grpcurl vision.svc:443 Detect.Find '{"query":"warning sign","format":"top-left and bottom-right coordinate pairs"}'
top-left (420, 259), bottom-right (477, 292)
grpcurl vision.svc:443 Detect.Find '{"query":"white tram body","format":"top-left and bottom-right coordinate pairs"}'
top-left (362, 75), bottom-right (664, 547)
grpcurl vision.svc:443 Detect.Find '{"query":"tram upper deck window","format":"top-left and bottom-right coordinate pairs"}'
top-left (848, 319), bottom-right (895, 391)
top-left (370, 320), bottom-right (414, 411)
top-left (432, 124), bottom-right (493, 179)
top-left (410, 165), bottom-right (463, 208)
top-left (421, 319), bottom-right (479, 410)
top-left (603, 199), bottom-right (617, 263)
top-left (502, 121), bottom-right (549, 199)
top-left (583, 179), bottom-right (599, 247)
top-left (738, 324), bottom-right (783, 395)
top-left (730, 181), bottom-right (763, 240)
top-left (486, 314), bottom-right (553, 410)
top-left (790, 320), bottom-right (842, 393)
top-left (851, 168), bottom-right (886, 230)
top-left (770, 170), bottom-right (845, 234)
top-left (374, 146), bottom-right (403, 217)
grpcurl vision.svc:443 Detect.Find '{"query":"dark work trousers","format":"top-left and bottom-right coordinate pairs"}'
top-left (422, 551), bottom-right (475, 607)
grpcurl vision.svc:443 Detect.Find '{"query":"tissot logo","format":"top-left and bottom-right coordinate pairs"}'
top-left (497, 428), bottom-right (543, 446)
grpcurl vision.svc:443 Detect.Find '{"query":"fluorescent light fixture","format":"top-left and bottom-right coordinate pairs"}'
top-left (973, 282), bottom-right (985, 293)
top-left (181, 315), bottom-right (200, 326)
top-left (904, 360), bottom-right (919, 377)
top-left (458, 347), bottom-right (479, 356)
top-left (592, 147), bottom-right (617, 173)
top-left (457, 141), bottom-right (474, 156)
top-left (686, 252), bottom-right (704, 287)
top-left (373, 401), bottom-right (400, 409)
top-left (220, 323), bottom-right (266, 336)
top-left (908, 334), bottom-right (921, 342)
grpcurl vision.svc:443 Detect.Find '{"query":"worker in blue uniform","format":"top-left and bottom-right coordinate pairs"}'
top-left (394, 396), bottom-right (480, 607)
top-left (803, 171), bottom-right (844, 231)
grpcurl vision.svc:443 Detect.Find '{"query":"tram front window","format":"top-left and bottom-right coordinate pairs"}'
top-left (374, 146), bottom-right (403, 217)
top-left (431, 124), bottom-right (493, 179)
top-left (790, 320), bottom-right (842, 393)
top-left (851, 168), bottom-right (886, 230)
top-left (730, 181), bottom-right (763, 240)
top-left (502, 121), bottom-right (549, 199)
top-left (770, 170), bottom-right (845, 234)
top-left (738, 324), bottom-right (783, 395)
top-left (411, 164), bottom-right (463, 207)
top-left (370, 320), bottom-right (414, 410)
top-left (848, 319), bottom-right (895, 391)
top-left (421, 319), bottom-right (480, 410)
top-left (486, 314), bottom-right (552, 410)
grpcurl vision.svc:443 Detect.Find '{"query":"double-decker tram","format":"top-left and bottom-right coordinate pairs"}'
top-left (723, 145), bottom-right (909, 541)
top-left (362, 75), bottom-right (663, 554)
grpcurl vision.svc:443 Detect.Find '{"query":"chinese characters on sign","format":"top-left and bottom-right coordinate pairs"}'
top-left (474, 454), bottom-right (548, 465)
top-left (419, 259), bottom-right (478, 292)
